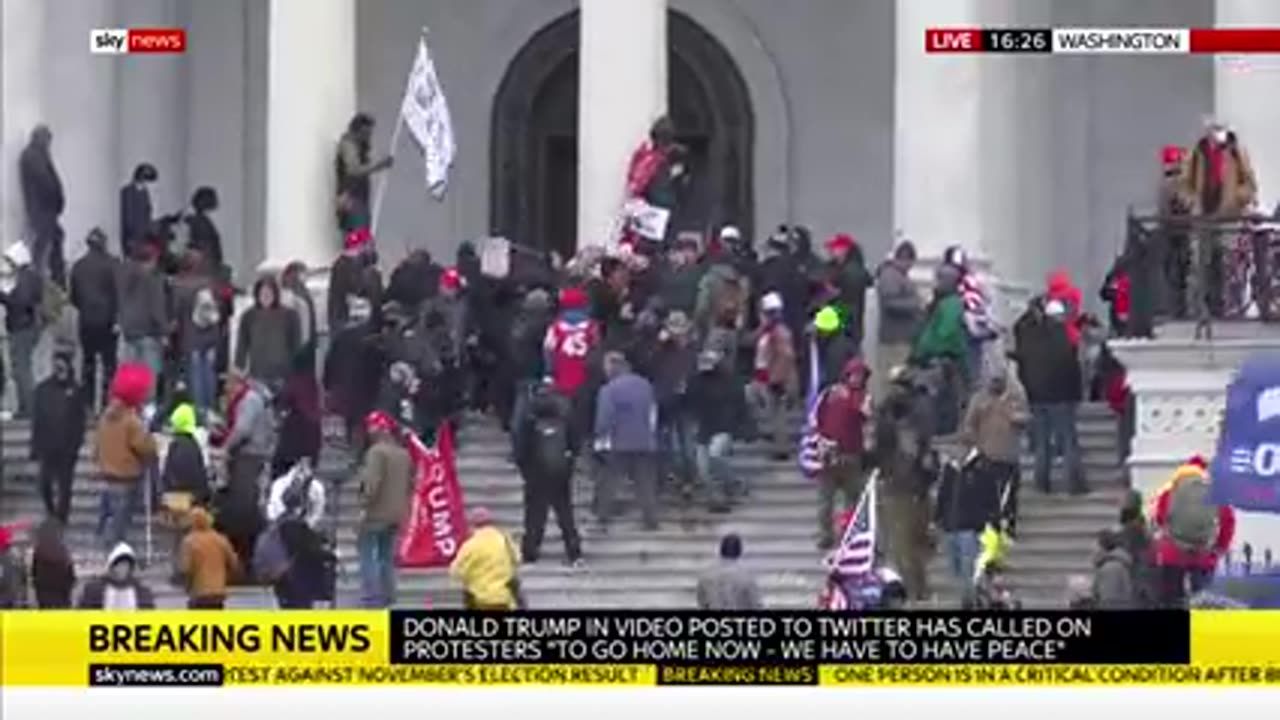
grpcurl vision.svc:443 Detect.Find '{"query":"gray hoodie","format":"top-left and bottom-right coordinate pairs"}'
top-left (226, 381), bottom-right (276, 458)
top-left (117, 260), bottom-right (168, 340)
top-left (876, 259), bottom-right (922, 344)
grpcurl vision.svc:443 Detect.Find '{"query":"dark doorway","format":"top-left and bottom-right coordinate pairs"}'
top-left (490, 10), bottom-right (754, 256)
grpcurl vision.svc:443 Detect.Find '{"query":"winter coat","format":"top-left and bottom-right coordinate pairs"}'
top-left (1151, 463), bottom-right (1236, 571)
top-left (689, 367), bottom-right (745, 443)
top-left (509, 308), bottom-right (552, 382)
top-left (1182, 133), bottom-right (1258, 216)
top-left (386, 254), bottom-right (442, 312)
top-left (77, 544), bottom-right (155, 609)
top-left (178, 508), bottom-right (240, 598)
top-left (1013, 312), bottom-right (1082, 405)
top-left (171, 273), bottom-right (222, 353)
top-left (876, 259), bottom-right (923, 345)
top-left (594, 371), bottom-right (658, 452)
top-left (912, 294), bottom-right (967, 364)
top-left (933, 458), bottom-right (1000, 533)
top-left (817, 333), bottom-right (857, 389)
top-left (649, 340), bottom-right (696, 419)
top-left (223, 382), bottom-right (275, 458)
top-left (95, 403), bottom-right (157, 482)
top-left (235, 302), bottom-right (301, 384)
top-left (0, 262), bottom-right (42, 333)
top-left (116, 260), bottom-right (168, 340)
top-left (19, 142), bottom-right (64, 229)
top-left (69, 248), bottom-right (119, 332)
top-left (272, 374), bottom-right (323, 474)
top-left (327, 252), bottom-right (376, 329)
top-left (450, 525), bottom-right (520, 610)
top-left (31, 524), bottom-right (75, 608)
top-left (696, 561), bottom-right (763, 610)
top-left (960, 377), bottom-right (1030, 464)
top-left (1046, 270), bottom-right (1084, 347)
top-left (828, 253), bottom-right (873, 345)
top-left (323, 321), bottom-right (384, 418)
top-left (816, 382), bottom-right (868, 455)
top-left (162, 432), bottom-right (210, 504)
top-left (32, 376), bottom-right (85, 461)
top-left (1093, 548), bottom-right (1135, 609)
top-left (357, 437), bottom-right (415, 532)
top-left (659, 263), bottom-right (704, 316)
top-left (186, 212), bottom-right (224, 269)
top-left (119, 183), bottom-right (152, 255)
top-left (753, 322), bottom-right (798, 395)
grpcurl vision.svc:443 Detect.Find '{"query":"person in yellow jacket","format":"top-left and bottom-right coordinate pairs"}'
top-left (450, 508), bottom-right (523, 610)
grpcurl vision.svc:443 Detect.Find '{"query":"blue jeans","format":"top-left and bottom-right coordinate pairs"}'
top-left (187, 348), bottom-right (217, 419)
top-left (658, 414), bottom-right (697, 487)
top-left (101, 481), bottom-right (139, 550)
top-left (357, 527), bottom-right (398, 608)
top-left (696, 432), bottom-right (735, 505)
top-left (120, 337), bottom-right (163, 398)
top-left (1031, 403), bottom-right (1084, 492)
top-left (944, 530), bottom-right (980, 586)
top-left (8, 326), bottom-right (37, 417)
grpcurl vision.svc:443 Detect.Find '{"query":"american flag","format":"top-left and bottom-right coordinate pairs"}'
top-left (825, 472), bottom-right (878, 578)
top-left (798, 337), bottom-right (826, 479)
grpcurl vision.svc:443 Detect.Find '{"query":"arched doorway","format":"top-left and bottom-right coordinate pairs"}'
top-left (490, 9), bottom-right (754, 258)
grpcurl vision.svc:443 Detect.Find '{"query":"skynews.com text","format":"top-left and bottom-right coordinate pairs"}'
top-left (90, 28), bottom-right (186, 54)
top-left (88, 663), bottom-right (224, 687)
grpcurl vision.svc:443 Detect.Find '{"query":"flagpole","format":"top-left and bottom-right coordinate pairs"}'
top-left (371, 27), bottom-right (428, 238)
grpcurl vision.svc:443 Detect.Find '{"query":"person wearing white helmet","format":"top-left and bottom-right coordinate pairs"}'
top-left (748, 292), bottom-right (798, 459)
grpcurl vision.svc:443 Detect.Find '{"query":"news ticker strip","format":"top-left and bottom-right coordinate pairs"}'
top-left (926, 27), bottom-right (1280, 54)
top-left (85, 663), bottom-right (1280, 688)
top-left (3, 610), bottom-right (1278, 687)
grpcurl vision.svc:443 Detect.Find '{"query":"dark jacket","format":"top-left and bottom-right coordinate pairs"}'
top-left (70, 247), bottom-right (119, 332)
top-left (0, 265), bottom-right (43, 333)
top-left (31, 522), bottom-right (75, 608)
top-left (77, 545), bottom-right (155, 609)
top-left (876, 259), bottom-right (923, 344)
top-left (117, 260), bottom-right (169, 340)
top-left (162, 433), bottom-right (210, 504)
top-left (818, 332), bottom-right (857, 388)
top-left (272, 374), bottom-right (323, 476)
top-left (1093, 548), bottom-right (1135, 609)
top-left (386, 253), bottom-right (441, 312)
top-left (510, 307), bottom-right (552, 382)
top-left (19, 142), bottom-right (63, 229)
top-left (186, 212), bottom-right (223, 269)
top-left (32, 375), bottom-right (85, 461)
top-left (758, 252), bottom-right (809, 336)
top-left (323, 321), bottom-right (384, 419)
top-left (933, 458), bottom-right (1001, 533)
top-left (829, 252), bottom-right (873, 345)
top-left (1013, 311), bottom-right (1082, 404)
top-left (659, 263), bottom-right (704, 316)
top-left (594, 371), bottom-right (657, 452)
top-left (689, 366), bottom-right (744, 442)
top-left (236, 278), bottom-right (301, 384)
top-left (514, 389), bottom-right (574, 475)
top-left (648, 340), bottom-right (696, 420)
top-left (120, 183), bottom-right (152, 256)
top-left (170, 273), bottom-right (221, 353)
top-left (327, 253), bottom-right (368, 329)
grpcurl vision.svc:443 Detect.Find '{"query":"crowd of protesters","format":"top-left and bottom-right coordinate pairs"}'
top-left (0, 115), bottom-right (1274, 613)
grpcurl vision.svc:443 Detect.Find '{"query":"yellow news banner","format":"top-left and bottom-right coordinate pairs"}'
top-left (3, 611), bottom-right (1280, 687)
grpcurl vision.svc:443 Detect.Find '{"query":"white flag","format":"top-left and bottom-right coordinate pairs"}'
top-left (399, 36), bottom-right (456, 198)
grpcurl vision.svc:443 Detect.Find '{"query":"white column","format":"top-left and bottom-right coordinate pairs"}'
top-left (893, 0), bottom-right (983, 261)
top-left (45, 0), bottom-right (118, 262)
top-left (264, 0), bottom-right (354, 271)
top-left (1, 0), bottom-right (44, 250)
top-left (117, 0), bottom-right (187, 216)
top-left (577, 0), bottom-right (666, 249)
top-left (1215, 0), bottom-right (1280, 211)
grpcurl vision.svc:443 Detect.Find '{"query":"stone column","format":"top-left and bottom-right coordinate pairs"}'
top-left (264, 0), bottom-right (354, 273)
top-left (577, 0), bottom-right (666, 249)
top-left (117, 0), bottom-right (188, 216)
top-left (1, 0), bottom-right (44, 250)
top-left (45, 0), bottom-right (118, 262)
top-left (1215, 0), bottom-right (1280, 210)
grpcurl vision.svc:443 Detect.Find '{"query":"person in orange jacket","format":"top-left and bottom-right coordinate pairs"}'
top-left (1150, 455), bottom-right (1235, 607)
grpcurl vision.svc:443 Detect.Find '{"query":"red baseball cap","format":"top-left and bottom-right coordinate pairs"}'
top-left (826, 234), bottom-right (855, 252)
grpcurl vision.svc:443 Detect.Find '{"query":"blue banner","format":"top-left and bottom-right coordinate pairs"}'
top-left (1210, 355), bottom-right (1280, 513)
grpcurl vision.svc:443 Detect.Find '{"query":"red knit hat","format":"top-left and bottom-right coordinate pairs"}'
top-left (440, 267), bottom-right (462, 291)
top-left (344, 227), bottom-right (373, 251)
top-left (559, 287), bottom-right (588, 310)
top-left (109, 363), bottom-right (154, 408)
top-left (1161, 145), bottom-right (1184, 167)
top-left (364, 410), bottom-right (397, 435)
top-left (1187, 454), bottom-right (1208, 470)
top-left (826, 234), bottom-right (855, 253)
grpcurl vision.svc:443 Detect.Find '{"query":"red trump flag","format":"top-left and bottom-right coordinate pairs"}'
top-left (396, 422), bottom-right (470, 568)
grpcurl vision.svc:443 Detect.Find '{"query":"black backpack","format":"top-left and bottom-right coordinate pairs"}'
top-left (532, 415), bottom-right (573, 477)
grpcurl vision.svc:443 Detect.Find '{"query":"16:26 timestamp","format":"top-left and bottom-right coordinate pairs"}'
top-left (983, 29), bottom-right (1052, 53)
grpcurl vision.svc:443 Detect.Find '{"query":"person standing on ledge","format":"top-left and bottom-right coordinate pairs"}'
top-left (19, 125), bottom-right (65, 286)
top-left (335, 113), bottom-right (393, 233)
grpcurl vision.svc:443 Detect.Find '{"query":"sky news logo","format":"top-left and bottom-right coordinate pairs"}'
top-left (91, 28), bottom-right (186, 54)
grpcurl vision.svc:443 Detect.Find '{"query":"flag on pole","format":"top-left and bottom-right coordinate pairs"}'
top-left (798, 337), bottom-right (828, 478)
top-left (825, 472), bottom-right (877, 578)
top-left (399, 34), bottom-right (456, 199)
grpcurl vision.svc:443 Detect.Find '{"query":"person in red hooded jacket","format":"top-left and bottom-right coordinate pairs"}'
top-left (815, 357), bottom-right (871, 549)
top-left (1150, 456), bottom-right (1236, 607)
top-left (1045, 269), bottom-right (1084, 348)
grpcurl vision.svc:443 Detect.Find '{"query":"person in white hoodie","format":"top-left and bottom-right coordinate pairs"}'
top-left (77, 542), bottom-right (155, 609)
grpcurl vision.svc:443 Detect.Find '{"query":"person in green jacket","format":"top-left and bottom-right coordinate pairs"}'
top-left (911, 264), bottom-right (969, 433)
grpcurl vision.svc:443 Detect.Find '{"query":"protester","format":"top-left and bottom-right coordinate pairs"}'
top-left (823, 233), bottom-right (873, 351)
top-left (0, 525), bottom-right (28, 607)
top-left (912, 264), bottom-right (967, 434)
top-left (874, 367), bottom-right (935, 600)
top-left (162, 403), bottom-right (211, 507)
top-left (546, 286), bottom-right (601, 443)
top-left (335, 113), bottom-right (393, 232)
top-left (696, 534), bottom-right (762, 610)
top-left (69, 228), bottom-right (119, 411)
top-left (933, 454), bottom-right (1001, 602)
top-left (116, 246), bottom-right (168, 389)
top-left (514, 381), bottom-right (583, 567)
top-left (1118, 489), bottom-right (1155, 607)
top-left (649, 310), bottom-right (698, 494)
top-left (328, 227), bottom-right (377, 329)
top-left (748, 292), bottom-right (798, 460)
top-left (324, 296), bottom-right (383, 449)
top-left (814, 357), bottom-right (870, 549)
top-left (594, 351), bottom-right (659, 530)
top-left (20, 125), bottom-right (66, 286)
top-left (1150, 456), bottom-right (1235, 607)
top-left (387, 249), bottom-right (442, 313)
top-left (694, 232), bottom-right (748, 340)
top-left (874, 240), bottom-right (922, 398)
top-left (95, 364), bottom-right (157, 549)
top-left (32, 349), bottom-right (86, 523)
top-left (120, 163), bottom-right (158, 260)
top-left (263, 460), bottom-right (330, 608)
top-left (171, 248), bottom-right (222, 419)
top-left (186, 186), bottom-right (225, 271)
top-left (1014, 299), bottom-right (1087, 495)
top-left (214, 371), bottom-right (274, 569)
top-left (450, 508), bottom-right (522, 610)
top-left (77, 542), bottom-right (155, 609)
top-left (30, 518), bottom-right (75, 608)
top-left (659, 236), bottom-right (703, 316)
top-left (1092, 527), bottom-right (1135, 609)
top-left (958, 362), bottom-right (1029, 536)
top-left (272, 367), bottom-right (323, 478)
top-left (356, 411), bottom-right (414, 608)
top-left (177, 507), bottom-right (241, 609)
top-left (1, 241), bottom-right (43, 417)
top-left (1182, 117), bottom-right (1257, 218)
top-left (813, 305), bottom-right (855, 389)
top-left (235, 275), bottom-right (301, 386)
top-left (688, 348), bottom-right (745, 510)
